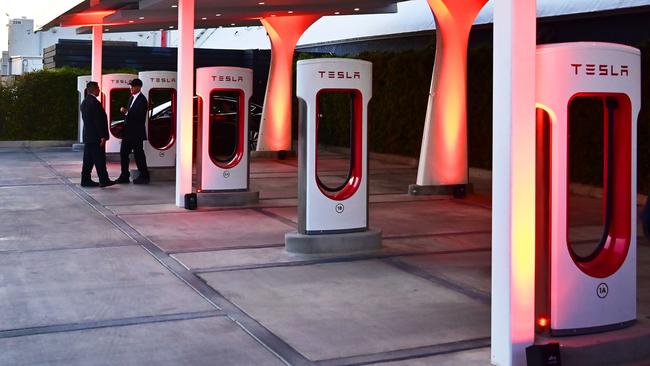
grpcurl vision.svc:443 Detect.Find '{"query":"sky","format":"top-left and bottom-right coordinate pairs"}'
top-left (0, 0), bottom-right (80, 52)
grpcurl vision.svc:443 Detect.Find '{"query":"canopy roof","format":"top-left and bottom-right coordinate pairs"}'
top-left (41, 0), bottom-right (403, 33)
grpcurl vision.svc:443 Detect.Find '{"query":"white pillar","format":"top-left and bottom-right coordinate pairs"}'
top-left (91, 26), bottom-right (102, 88)
top-left (175, 0), bottom-right (195, 207)
top-left (491, 0), bottom-right (537, 365)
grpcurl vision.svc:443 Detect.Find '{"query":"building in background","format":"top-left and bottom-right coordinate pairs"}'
top-left (1, 16), bottom-right (164, 75)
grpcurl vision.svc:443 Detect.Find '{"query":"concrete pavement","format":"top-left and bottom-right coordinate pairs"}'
top-left (0, 146), bottom-right (648, 365)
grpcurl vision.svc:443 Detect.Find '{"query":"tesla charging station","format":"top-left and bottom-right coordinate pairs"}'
top-left (285, 58), bottom-right (381, 255)
top-left (102, 73), bottom-right (136, 153)
top-left (76, 75), bottom-right (92, 146)
top-left (195, 66), bottom-right (259, 205)
top-left (140, 71), bottom-right (177, 168)
top-left (535, 43), bottom-right (640, 335)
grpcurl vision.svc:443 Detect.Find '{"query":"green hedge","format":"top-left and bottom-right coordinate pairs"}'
top-left (0, 67), bottom-right (138, 141)
top-left (307, 42), bottom-right (650, 192)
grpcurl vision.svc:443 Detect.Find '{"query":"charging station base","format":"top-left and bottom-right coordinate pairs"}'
top-left (285, 229), bottom-right (382, 256)
top-left (130, 167), bottom-right (175, 181)
top-left (198, 190), bottom-right (260, 207)
top-left (408, 183), bottom-right (474, 198)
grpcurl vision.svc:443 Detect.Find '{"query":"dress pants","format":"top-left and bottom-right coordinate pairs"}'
top-left (81, 142), bottom-right (111, 184)
top-left (120, 139), bottom-right (149, 178)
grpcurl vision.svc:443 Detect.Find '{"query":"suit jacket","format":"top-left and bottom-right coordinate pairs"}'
top-left (124, 93), bottom-right (148, 141)
top-left (80, 94), bottom-right (109, 143)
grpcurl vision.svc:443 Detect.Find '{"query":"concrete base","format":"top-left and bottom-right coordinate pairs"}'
top-left (285, 229), bottom-right (382, 256)
top-left (198, 190), bottom-right (260, 207)
top-left (130, 167), bottom-right (175, 181)
top-left (250, 150), bottom-right (296, 160)
top-left (72, 143), bottom-right (84, 152)
top-left (408, 183), bottom-right (474, 198)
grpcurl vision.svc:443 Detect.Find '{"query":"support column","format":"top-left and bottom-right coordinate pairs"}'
top-left (410, 0), bottom-right (487, 195)
top-left (256, 15), bottom-right (320, 152)
top-left (91, 26), bottom-right (102, 87)
top-left (491, 0), bottom-right (537, 365)
top-left (175, 0), bottom-right (195, 207)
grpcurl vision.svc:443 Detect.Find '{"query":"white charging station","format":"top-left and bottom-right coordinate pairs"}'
top-left (535, 42), bottom-right (640, 335)
top-left (195, 66), bottom-right (258, 206)
top-left (285, 58), bottom-right (381, 255)
top-left (76, 75), bottom-right (92, 145)
top-left (101, 73), bottom-right (136, 153)
top-left (140, 71), bottom-right (177, 168)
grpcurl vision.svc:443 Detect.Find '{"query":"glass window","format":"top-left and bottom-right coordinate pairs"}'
top-left (148, 89), bottom-right (176, 150)
top-left (209, 90), bottom-right (241, 167)
top-left (109, 89), bottom-right (130, 139)
top-left (315, 90), bottom-right (359, 197)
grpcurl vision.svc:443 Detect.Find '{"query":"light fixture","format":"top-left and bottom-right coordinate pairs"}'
top-left (271, 14), bottom-right (276, 17)
top-left (258, 1), bottom-right (265, 4)
top-left (169, 25), bottom-right (174, 28)
top-left (129, 20), bottom-right (134, 23)
top-left (230, 23), bottom-right (236, 26)
top-left (288, 10), bottom-right (294, 14)
top-left (201, 17), bottom-right (207, 20)
top-left (334, 11), bottom-right (340, 15)
top-left (139, 16), bottom-right (145, 20)
top-left (216, 13), bottom-right (222, 16)
top-left (354, 8), bottom-right (360, 11)
top-left (105, 28), bottom-right (109, 31)
top-left (171, 4), bottom-right (178, 8)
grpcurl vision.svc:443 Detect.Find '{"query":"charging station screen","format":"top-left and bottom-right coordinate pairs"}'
top-left (209, 91), bottom-right (242, 166)
top-left (567, 97), bottom-right (606, 260)
top-left (109, 89), bottom-right (130, 139)
top-left (148, 89), bottom-right (176, 150)
top-left (316, 91), bottom-right (356, 193)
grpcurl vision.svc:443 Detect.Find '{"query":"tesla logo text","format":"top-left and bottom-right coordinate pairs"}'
top-left (318, 71), bottom-right (361, 79)
top-left (149, 77), bottom-right (176, 83)
top-left (211, 75), bottom-right (244, 82)
top-left (571, 64), bottom-right (629, 77)
top-left (111, 79), bottom-right (132, 84)
top-left (596, 283), bottom-right (609, 299)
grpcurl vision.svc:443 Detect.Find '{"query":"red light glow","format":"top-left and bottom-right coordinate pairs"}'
top-left (256, 15), bottom-right (320, 151)
top-left (61, 10), bottom-right (118, 27)
top-left (417, 0), bottom-right (488, 185)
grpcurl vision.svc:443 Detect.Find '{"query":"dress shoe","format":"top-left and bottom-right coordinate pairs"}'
top-left (81, 180), bottom-right (100, 187)
top-left (132, 176), bottom-right (150, 185)
top-left (100, 181), bottom-right (116, 188)
top-left (115, 176), bottom-right (130, 184)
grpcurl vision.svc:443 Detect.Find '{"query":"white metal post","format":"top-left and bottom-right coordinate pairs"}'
top-left (175, 0), bottom-right (195, 207)
top-left (491, 0), bottom-right (537, 365)
top-left (91, 25), bottom-right (102, 88)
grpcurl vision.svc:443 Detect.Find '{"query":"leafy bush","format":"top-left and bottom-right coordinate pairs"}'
top-left (0, 67), bottom-right (138, 141)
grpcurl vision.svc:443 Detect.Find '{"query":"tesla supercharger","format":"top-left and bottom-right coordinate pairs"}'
top-left (140, 71), bottom-right (177, 168)
top-left (76, 75), bottom-right (91, 145)
top-left (285, 58), bottom-right (381, 255)
top-left (101, 73), bottom-right (136, 154)
top-left (194, 66), bottom-right (258, 205)
top-left (535, 42), bottom-right (640, 335)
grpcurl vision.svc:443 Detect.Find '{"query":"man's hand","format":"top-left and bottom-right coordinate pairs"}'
top-left (120, 107), bottom-right (128, 114)
top-left (100, 138), bottom-right (106, 148)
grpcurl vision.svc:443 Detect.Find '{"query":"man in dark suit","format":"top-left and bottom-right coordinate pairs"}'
top-left (116, 78), bottom-right (150, 184)
top-left (80, 81), bottom-right (115, 188)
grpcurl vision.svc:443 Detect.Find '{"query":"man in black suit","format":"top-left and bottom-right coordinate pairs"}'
top-left (116, 78), bottom-right (150, 184)
top-left (80, 81), bottom-right (115, 188)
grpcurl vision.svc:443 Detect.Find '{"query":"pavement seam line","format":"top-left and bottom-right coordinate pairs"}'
top-left (383, 256), bottom-right (491, 304)
top-left (28, 148), bottom-right (313, 366)
top-left (0, 311), bottom-right (225, 339)
top-left (315, 337), bottom-right (491, 366)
